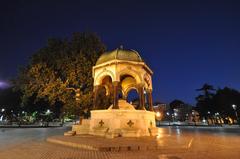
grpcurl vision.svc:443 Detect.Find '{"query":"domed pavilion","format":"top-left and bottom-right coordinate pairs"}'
top-left (69, 47), bottom-right (158, 138)
top-left (93, 47), bottom-right (153, 111)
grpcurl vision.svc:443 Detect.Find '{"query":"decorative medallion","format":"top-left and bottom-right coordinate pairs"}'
top-left (127, 120), bottom-right (134, 127)
top-left (99, 120), bottom-right (104, 127)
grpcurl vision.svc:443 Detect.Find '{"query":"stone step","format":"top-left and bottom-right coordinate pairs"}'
top-left (47, 135), bottom-right (187, 152)
top-left (64, 131), bottom-right (76, 136)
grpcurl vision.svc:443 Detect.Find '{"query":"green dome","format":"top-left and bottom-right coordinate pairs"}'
top-left (96, 48), bottom-right (143, 65)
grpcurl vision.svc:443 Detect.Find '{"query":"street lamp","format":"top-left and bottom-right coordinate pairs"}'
top-left (0, 108), bottom-right (5, 122)
top-left (232, 104), bottom-right (239, 122)
top-left (155, 112), bottom-right (161, 126)
top-left (156, 112), bottom-right (161, 118)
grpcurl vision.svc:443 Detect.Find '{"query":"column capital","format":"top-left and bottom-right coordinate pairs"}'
top-left (137, 83), bottom-right (145, 88)
top-left (112, 81), bottom-right (120, 86)
top-left (146, 89), bottom-right (152, 93)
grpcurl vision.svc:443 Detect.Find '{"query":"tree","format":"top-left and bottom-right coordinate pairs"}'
top-left (169, 99), bottom-right (184, 110)
top-left (212, 87), bottom-right (240, 119)
top-left (196, 83), bottom-right (216, 98)
top-left (15, 32), bottom-right (106, 117)
top-left (169, 99), bottom-right (191, 121)
top-left (0, 87), bottom-right (22, 122)
top-left (195, 83), bottom-right (216, 117)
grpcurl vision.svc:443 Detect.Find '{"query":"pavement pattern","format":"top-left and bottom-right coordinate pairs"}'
top-left (0, 127), bottom-right (239, 159)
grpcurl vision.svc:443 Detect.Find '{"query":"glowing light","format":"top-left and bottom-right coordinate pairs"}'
top-left (156, 112), bottom-right (161, 117)
top-left (46, 109), bottom-right (51, 114)
top-left (0, 81), bottom-right (10, 89)
top-left (232, 104), bottom-right (237, 110)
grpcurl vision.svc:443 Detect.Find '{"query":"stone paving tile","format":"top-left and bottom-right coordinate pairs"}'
top-left (47, 134), bottom-right (188, 152)
top-left (0, 132), bottom-right (240, 159)
top-left (0, 141), bottom-right (239, 159)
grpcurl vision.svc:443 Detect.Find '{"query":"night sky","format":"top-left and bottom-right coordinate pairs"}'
top-left (0, 0), bottom-right (240, 104)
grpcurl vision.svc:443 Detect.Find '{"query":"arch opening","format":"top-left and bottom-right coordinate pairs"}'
top-left (95, 85), bottom-right (112, 109)
top-left (100, 75), bottom-right (112, 96)
top-left (126, 89), bottom-right (140, 109)
top-left (120, 74), bottom-right (138, 99)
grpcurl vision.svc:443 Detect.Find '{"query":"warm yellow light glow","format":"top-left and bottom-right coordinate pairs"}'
top-left (156, 112), bottom-right (161, 117)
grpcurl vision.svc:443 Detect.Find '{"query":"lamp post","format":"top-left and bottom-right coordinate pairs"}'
top-left (207, 111), bottom-right (211, 125)
top-left (166, 112), bottom-right (170, 125)
top-left (155, 112), bottom-right (161, 126)
top-left (232, 104), bottom-right (239, 123)
top-left (0, 108), bottom-right (5, 122)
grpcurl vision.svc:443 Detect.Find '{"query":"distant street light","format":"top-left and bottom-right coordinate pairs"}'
top-left (232, 104), bottom-right (239, 122)
top-left (232, 104), bottom-right (237, 110)
top-left (1, 108), bottom-right (5, 112)
top-left (156, 112), bottom-right (161, 118)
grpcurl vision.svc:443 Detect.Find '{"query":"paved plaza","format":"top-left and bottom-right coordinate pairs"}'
top-left (0, 126), bottom-right (239, 159)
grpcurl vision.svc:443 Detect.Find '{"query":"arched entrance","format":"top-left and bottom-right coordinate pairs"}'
top-left (93, 75), bottom-right (113, 109)
top-left (126, 88), bottom-right (139, 109)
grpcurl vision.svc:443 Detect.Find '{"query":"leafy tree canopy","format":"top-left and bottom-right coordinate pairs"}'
top-left (212, 87), bottom-right (240, 118)
top-left (169, 99), bottom-right (184, 110)
top-left (15, 32), bottom-right (106, 116)
top-left (195, 84), bottom-right (240, 119)
top-left (0, 87), bottom-right (21, 112)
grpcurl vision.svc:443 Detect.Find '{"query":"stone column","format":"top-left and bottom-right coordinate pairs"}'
top-left (122, 93), bottom-right (127, 100)
top-left (147, 90), bottom-right (153, 111)
top-left (93, 85), bottom-right (99, 109)
top-left (112, 81), bottom-right (119, 109)
top-left (138, 85), bottom-right (145, 110)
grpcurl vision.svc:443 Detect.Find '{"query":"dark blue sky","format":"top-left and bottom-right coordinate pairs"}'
top-left (0, 0), bottom-right (240, 104)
